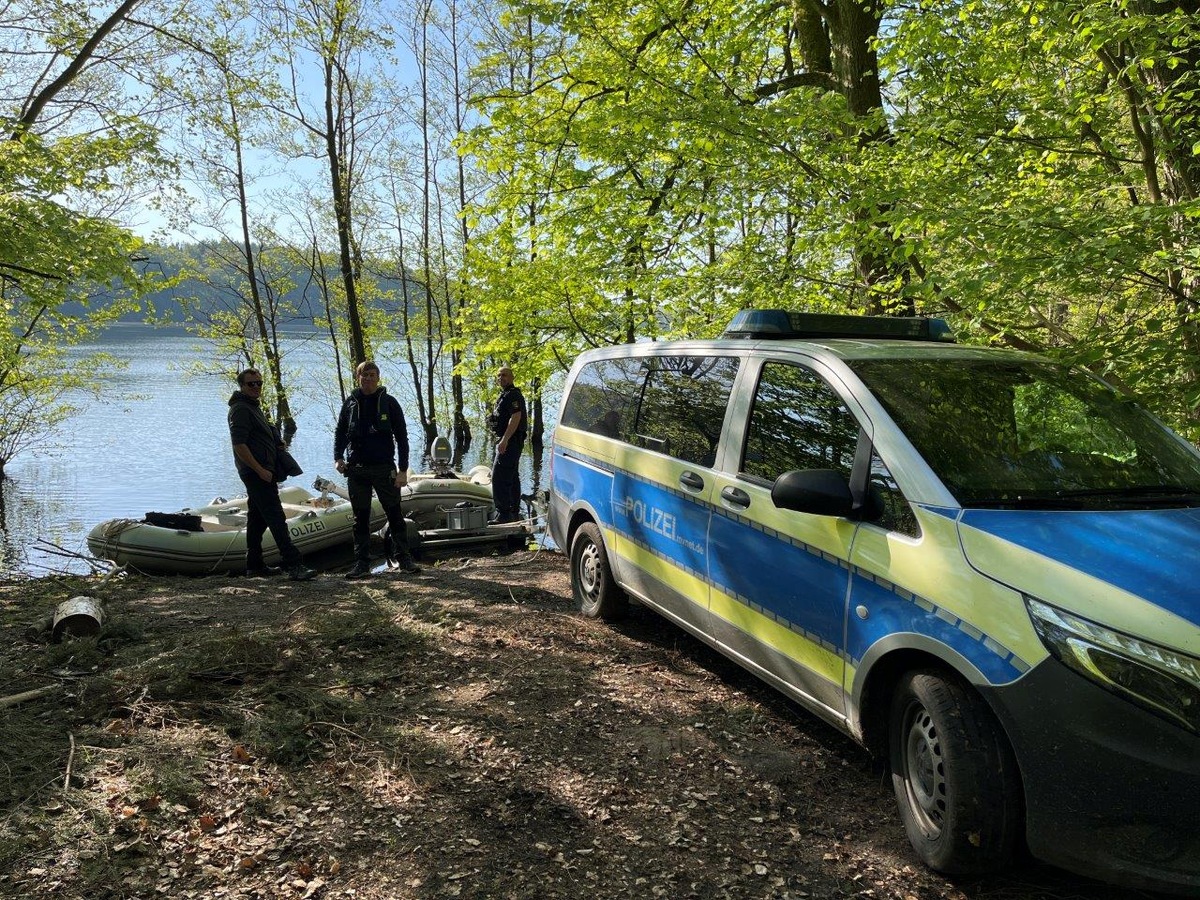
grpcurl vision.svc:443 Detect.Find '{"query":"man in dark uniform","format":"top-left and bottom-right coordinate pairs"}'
top-left (333, 361), bottom-right (421, 579)
top-left (489, 366), bottom-right (527, 524)
top-left (227, 368), bottom-right (316, 580)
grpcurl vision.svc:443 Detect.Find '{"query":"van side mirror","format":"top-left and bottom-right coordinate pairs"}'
top-left (771, 469), bottom-right (855, 517)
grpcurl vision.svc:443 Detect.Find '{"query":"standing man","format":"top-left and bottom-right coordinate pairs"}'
top-left (334, 361), bottom-right (421, 579)
top-left (228, 368), bottom-right (316, 581)
top-left (489, 366), bottom-right (527, 524)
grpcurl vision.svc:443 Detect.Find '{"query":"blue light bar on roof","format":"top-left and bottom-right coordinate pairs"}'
top-left (723, 309), bottom-right (955, 342)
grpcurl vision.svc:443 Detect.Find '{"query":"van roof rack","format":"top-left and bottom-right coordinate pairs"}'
top-left (723, 309), bottom-right (956, 342)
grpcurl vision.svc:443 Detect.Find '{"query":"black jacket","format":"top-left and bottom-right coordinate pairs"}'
top-left (491, 385), bottom-right (527, 440)
top-left (228, 391), bottom-right (279, 476)
top-left (334, 387), bottom-right (410, 468)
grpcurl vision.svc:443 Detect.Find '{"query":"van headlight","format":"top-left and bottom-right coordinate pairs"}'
top-left (1025, 597), bottom-right (1200, 735)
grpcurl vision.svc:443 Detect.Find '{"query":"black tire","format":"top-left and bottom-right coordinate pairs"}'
top-left (889, 669), bottom-right (1022, 874)
top-left (570, 522), bottom-right (627, 621)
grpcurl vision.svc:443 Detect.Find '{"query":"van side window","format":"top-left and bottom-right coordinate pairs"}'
top-left (633, 356), bottom-right (739, 466)
top-left (742, 362), bottom-right (859, 482)
top-left (560, 358), bottom-right (644, 440)
top-left (869, 450), bottom-right (921, 538)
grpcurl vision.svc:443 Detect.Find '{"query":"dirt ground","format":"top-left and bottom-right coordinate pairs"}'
top-left (0, 544), bottom-right (1181, 900)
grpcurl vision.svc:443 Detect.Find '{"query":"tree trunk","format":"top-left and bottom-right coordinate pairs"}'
top-left (530, 378), bottom-right (544, 453)
top-left (449, 0), bottom-right (472, 463)
top-left (793, 0), bottom-right (915, 314)
top-left (393, 194), bottom-right (431, 463)
top-left (322, 16), bottom-right (367, 369)
top-left (418, 0), bottom-right (439, 452)
top-left (229, 95), bottom-right (295, 436)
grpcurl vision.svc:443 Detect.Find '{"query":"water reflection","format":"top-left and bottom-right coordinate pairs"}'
top-left (0, 470), bottom-right (93, 576)
top-left (526, 444), bottom-right (544, 510)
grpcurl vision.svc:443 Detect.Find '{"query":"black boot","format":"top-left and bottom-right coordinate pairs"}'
top-left (287, 563), bottom-right (317, 581)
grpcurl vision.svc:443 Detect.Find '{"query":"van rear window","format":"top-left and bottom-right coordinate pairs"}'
top-left (634, 356), bottom-right (740, 466)
top-left (560, 357), bottom-right (644, 439)
top-left (562, 355), bottom-right (740, 467)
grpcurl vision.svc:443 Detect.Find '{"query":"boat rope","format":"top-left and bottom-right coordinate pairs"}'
top-left (204, 526), bottom-right (247, 576)
top-left (98, 518), bottom-right (142, 538)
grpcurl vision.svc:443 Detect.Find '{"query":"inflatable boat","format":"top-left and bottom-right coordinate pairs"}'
top-left (87, 482), bottom-right (385, 576)
top-left (401, 464), bottom-right (494, 530)
top-left (309, 464), bottom-right (493, 532)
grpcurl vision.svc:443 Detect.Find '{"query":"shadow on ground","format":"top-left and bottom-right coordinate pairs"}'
top-left (0, 553), bottom-right (1180, 899)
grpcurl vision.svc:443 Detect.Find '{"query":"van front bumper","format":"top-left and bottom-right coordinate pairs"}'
top-left (983, 657), bottom-right (1200, 894)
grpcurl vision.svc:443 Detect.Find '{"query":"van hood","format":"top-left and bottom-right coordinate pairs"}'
top-left (955, 507), bottom-right (1200, 654)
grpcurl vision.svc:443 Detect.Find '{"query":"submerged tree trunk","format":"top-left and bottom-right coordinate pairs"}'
top-left (418, 0), bottom-right (439, 454)
top-left (448, 0), bottom-right (472, 463)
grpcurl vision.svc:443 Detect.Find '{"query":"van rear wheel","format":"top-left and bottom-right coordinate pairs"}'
top-left (571, 522), bottom-right (627, 621)
top-left (889, 670), bottom-right (1021, 874)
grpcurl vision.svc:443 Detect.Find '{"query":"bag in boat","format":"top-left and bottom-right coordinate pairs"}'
top-left (143, 512), bottom-right (203, 532)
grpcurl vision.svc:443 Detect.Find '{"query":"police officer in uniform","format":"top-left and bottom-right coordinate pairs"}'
top-left (489, 366), bottom-right (527, 524)
top-left (333, 361), bottom-right (421, 578)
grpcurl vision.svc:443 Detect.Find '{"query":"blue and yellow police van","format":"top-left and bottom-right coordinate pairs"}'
top-left (547, 309), bottom-right (1200, 893)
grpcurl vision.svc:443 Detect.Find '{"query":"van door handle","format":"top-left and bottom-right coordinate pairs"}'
top-left (679, 471), bottom-right (704, 491)
top-left (721, 486), bottom-right (751, 509)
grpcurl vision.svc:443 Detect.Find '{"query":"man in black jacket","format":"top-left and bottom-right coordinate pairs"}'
top-left (489, 366), bottom-right (527, 524)
top-left (334, 361), bottom-right (421, 579)
top-left (228, 368), bottom-right (316, 580)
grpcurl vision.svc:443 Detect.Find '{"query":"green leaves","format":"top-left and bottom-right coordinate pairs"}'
top-left (459, 0), bottom-right (1200, 441)
top-left (0, 0), bottom-right (174, 469)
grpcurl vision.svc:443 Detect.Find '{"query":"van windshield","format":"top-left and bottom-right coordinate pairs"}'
top-left (850, 358), bottom-right (1200, 509)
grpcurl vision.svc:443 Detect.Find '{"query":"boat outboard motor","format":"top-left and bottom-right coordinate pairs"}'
top-left (428, 435), bottom-right (454, 477)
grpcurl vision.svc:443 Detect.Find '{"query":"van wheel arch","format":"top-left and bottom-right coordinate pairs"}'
top-left (565, 508), bottom-right (596, 558)
top-left (858, 651), bottom-right (921, 759)
top-left (856, 649), bottom-right (1002, 759)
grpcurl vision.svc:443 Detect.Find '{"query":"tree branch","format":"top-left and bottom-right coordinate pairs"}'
top-left (13, 0), bottom-right (145, 136)
top-left (754, 72), bottom-right (837, 99)
top-left (0, 261), bottom-right (62, 281)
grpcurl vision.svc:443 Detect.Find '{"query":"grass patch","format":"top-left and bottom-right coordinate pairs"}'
top-left (0, 706), bottom-right (69, 807)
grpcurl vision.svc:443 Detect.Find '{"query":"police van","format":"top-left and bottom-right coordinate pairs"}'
top-left (547, 310), bottom-right (1200, 892)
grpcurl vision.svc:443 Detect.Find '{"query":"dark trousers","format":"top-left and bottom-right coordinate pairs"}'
top-left (347, 463), bottom-right (415, 564)
top-left (240, 473), bottom-right (302, 569)
top-left (491, 438), bottom-right (524, 519)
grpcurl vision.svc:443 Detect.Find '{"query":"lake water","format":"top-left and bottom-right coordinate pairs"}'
top-left (0, 325), bottom-right (551, 577)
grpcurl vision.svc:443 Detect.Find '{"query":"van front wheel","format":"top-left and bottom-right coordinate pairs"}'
top-left (571, 522), bottom-right (627, 621)
top-left (889, 670), bottom-right (1021, 874)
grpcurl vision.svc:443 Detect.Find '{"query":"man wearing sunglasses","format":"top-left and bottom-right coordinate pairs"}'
top-left (228, 368), bottom-right (316, 581)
